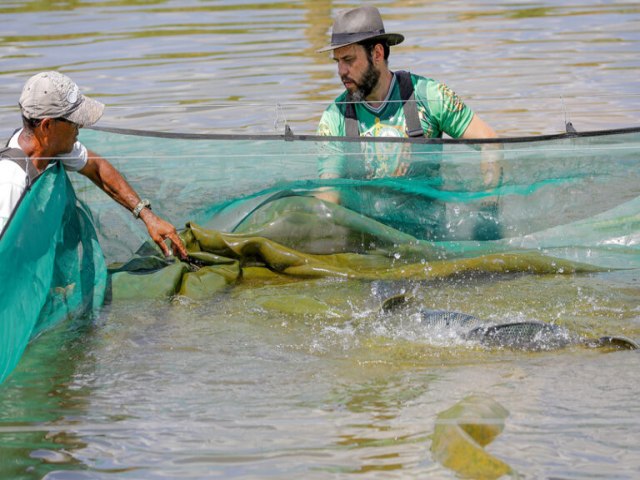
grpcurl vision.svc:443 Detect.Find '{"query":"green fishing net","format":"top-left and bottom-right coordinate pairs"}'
top-left (71, 127), bottom-right (639, 300)
top-left (2, 126), bottom-right (639, 382)
top-left (0, 163), bottom-right (107, 383)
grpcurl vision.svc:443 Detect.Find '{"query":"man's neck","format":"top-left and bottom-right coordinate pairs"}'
top-left (365, 68), bottom-right (393, 109)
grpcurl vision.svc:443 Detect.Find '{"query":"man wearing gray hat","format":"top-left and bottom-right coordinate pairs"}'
top-left (0, 71), bottom-right (187, 258)
top-left (316, 6), bottom-right (498, 183)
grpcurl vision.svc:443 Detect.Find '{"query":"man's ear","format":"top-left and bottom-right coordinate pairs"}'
top-left (39, 118), bottom-right (54, 132)
top-left (373, 43), bottom-right (385, 65)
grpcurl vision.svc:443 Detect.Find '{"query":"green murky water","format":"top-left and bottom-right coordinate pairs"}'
top-left (1, 1), bottom-right (640, 478)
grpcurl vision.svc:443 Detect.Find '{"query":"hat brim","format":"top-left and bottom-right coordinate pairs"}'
top-left (64, 95), bottom-right (105, 127)
top-left (316, 33), bottom-right (404, 53)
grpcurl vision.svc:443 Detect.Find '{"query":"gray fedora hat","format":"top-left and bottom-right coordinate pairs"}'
top-left (317, 6), bottom-right (404, 53)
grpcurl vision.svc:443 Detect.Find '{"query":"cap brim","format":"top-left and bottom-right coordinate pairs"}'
top-left (64, 95), bottom-right (105, 127)
top-left (316, 33), bottom-right (404, 53)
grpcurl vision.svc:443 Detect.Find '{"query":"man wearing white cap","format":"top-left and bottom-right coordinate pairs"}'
top-left (0, 71), bottom-right (187, 258)
top-left (316, 6), bottom-right (499, 184)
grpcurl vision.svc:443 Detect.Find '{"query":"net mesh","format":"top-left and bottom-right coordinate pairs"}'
top-left (76, 127), bottom-right (640, 270)
top-left (2, 126), bottom-right (639, 382)
top-left (0, 163), bottom-right (107, 383)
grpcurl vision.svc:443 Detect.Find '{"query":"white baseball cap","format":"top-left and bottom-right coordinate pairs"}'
top-left (19, 71), bottom-right (104, 127)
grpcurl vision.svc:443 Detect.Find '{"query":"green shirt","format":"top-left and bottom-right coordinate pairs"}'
top-left (317, 72), bottom-right (474, 179)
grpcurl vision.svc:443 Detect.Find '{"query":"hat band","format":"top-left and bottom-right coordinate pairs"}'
top-left (331, 29), bottom-right (386, 45)
top-left (18, 97), bottom-right (83, 120)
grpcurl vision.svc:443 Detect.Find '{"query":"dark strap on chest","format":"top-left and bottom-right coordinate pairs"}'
top-left (0, 146), bottom-right (39, 188)
top-left (344, 70), bottom-right (424, 138)
top-left (344, 93), bottom-right (359, 138)
top-left (396, 71), bottom-right (424, 138)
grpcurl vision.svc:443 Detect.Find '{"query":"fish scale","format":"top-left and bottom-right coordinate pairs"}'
top-left (380, 294), bottom-right (638, 351)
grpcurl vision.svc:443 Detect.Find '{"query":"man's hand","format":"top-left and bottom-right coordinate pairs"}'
top-left (139, 208), bottom-right (188, 259)
top-left (316, 173), bottom-right (341, 204)
top-left (392, 162), bottom-right (409, 177)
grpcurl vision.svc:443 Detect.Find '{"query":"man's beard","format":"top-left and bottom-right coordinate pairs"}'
top-left (345, 60), bottom-right (381, 101)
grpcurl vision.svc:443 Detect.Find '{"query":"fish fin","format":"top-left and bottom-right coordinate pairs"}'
top-left (381, 293), bottom-right (415, 313)
top-left (587, 336), bottom-right (639, 350)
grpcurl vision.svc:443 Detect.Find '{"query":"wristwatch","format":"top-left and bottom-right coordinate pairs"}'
top-left (132, 199), bottom-right (151, 218)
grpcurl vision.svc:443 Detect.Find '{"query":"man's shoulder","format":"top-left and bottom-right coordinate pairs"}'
top-left (404, 73), bottom-right (458, 111)
top-left (401, 72), bottom-right (438, 90)
top-left (0, 129), bottom-right (28, 175)
top-left (318, 92), bottom-right (349, 136)
top-left (326, 91), bottom-right (349, 112)
top-left (0, 155), bottom-right (28, 177)
top-left (0, 147), bottom-right (27, 164)
top-left (391, 72), bottom-right (441, 104)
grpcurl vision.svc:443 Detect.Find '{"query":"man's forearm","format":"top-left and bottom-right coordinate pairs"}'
top-left (80, 150), bottom-right (146, 215)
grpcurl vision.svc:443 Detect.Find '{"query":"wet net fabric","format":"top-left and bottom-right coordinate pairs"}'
top-left (0, 163), bottom-right (107, 383)
top-left (71, 127), bottom-right (640, 300)
top-left (2, 126), bottom-right (638, 381)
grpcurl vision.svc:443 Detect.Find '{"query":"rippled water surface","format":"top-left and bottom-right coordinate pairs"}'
top-left (1, 0), bottom-right (639, 137)
top-left (1, 1), bottom-right (640, 479)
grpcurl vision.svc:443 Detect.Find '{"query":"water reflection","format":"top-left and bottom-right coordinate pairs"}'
top-left (0, 320), bottom-right (95, 477)
top-left (0, 0), bottom-right (638, 137)
top-left (1, 2), bottom-right (640, 478)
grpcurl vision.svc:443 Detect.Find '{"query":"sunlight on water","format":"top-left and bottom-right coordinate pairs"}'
top-left (2, 269), bottom-right (639, 478)
top-left (0, 0), bottom-right (639, 137)
top-left (1, 1), bottom-right (640, 479)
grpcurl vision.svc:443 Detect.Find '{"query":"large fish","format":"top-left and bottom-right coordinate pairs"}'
top-left (380, 294), bottom-right (638, 351)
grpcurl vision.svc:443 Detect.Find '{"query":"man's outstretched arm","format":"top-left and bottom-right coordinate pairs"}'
top-left (79, 150), bottom-right (188, 258)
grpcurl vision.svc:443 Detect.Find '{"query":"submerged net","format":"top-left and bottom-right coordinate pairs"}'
top-left (1, 125), bottom-right (639, 381)
top-left (76, 126), bottom-right (640, 274)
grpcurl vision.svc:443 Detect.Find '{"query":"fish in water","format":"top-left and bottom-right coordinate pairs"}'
top-left (380, 294), bottom-right (639, 351)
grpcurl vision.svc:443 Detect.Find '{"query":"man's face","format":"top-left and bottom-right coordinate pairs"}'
top-left (333, 44), bottom-right (381, 101)
top-left (49, 118), bottom-right (79, 155)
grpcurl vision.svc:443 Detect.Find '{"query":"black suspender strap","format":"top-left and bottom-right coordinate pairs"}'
top-left (344, 93), bottom-right (359, 138)
top-left (395, 71), bottom-right (424, 138)
top-left (342, 71), bottom-right (424, 138)
top-left (0, 147), bottom-right (39, 189)
top-left (0, 138), bottom-right (43, 239)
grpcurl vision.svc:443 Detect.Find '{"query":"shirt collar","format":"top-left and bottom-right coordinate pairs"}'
top-left (362, 72), bottom-right (397, 114)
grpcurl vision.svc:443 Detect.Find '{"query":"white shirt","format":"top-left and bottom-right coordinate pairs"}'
top-left (0, 129), bottom-right (89, 234)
